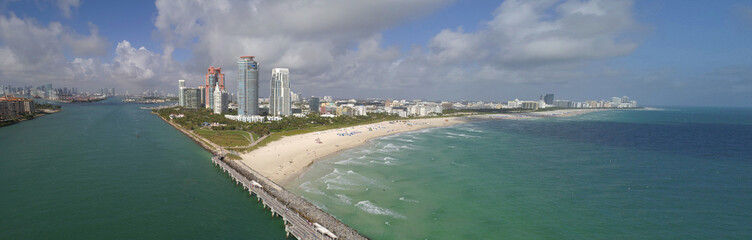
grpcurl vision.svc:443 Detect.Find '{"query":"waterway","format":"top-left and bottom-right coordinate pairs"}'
top-left (0, 98), bottom-right (286, 239)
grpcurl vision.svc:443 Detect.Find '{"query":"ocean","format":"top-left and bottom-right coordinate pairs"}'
top-left (2, 101), bottom-right (751, 239)
top-left (0, 98), bottom-right (286, 239)
top-left (287, 108), bottom-right (752, 239)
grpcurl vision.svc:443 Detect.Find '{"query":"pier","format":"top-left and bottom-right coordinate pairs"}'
top-left (153, 112), bottom-right (368, 239)
top-left (211, 155), bottom-right (368, 240)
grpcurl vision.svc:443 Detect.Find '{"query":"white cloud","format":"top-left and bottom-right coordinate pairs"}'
top-left (56, 0), bottom-right (80, 18)
top-left (0, 13), bottom-right (191, 91)
top-left (1, 0), bottom-right (644, 100)
top-left (148, 0), bottom-right (642, 99)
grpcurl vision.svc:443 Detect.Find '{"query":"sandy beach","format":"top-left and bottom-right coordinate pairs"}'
top-left (240, 117), bottom-right (468, 184)
top-left (239, 108), bottom-right (605, 185)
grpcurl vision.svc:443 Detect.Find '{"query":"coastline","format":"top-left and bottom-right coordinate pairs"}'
top-left (0, 109), bottom-right (62, 128)
top-left (241, 108), bottom-right (606, 185)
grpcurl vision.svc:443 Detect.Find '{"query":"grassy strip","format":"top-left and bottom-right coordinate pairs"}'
top-left (193, 129), bottom-right (252, 148)
top-left (237, 117), bottom-right (412, 153)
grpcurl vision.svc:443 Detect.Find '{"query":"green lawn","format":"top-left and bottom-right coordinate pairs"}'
top-left (193, 129), bottom-right (252, 147)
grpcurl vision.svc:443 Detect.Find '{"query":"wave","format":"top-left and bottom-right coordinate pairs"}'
top-left (451, 161), bottom-right (467, 167)
top-left (445, 132), bottom-right (477, 138)
top-left (334, 157), bottom-right (368, 166)
top-left (322, 169), bottom-right (379, 190)
top-left (378, 143), bottom-right (414, 152)
top-left (334, 194), bottom-right (352, 205)
top-left (354, 200), bottom-right (406, 219)
top-left (399, 196), bottom-right (420, 203)
top-left (458, 127), bottom-right (484, 133)
top-left (299, 181), bottom-right (326, 195)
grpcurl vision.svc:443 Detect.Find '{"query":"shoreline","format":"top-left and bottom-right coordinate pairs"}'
top-left (241, 108), bottom-right (607, 186)
top-left (152, 111), bottom-right (369, 239)
top-left (0, 109), bottom-right (62, 128)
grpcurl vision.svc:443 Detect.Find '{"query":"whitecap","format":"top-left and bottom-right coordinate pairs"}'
top-left (445, 132), bottom-right (477, 138)
top-left (458, 127), bottom-right (484, 133)
top-left (299, 181), bottom-right (326, 195)
top-left (354, 200), bottom-right (406, 219)
top-left (334, 194), bottom-right (352, 205)
top-left (334, 157), bottom-right (367, 166)
top-left (399, 196), bottom-right (420, 203)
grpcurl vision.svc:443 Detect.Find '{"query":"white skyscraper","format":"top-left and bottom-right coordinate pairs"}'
top-left (213, 84), bottom-right (228, 114)
top-left (178, 79), bottom-right (186, 106)
top-left (270, 68), bottom-right (291, 116)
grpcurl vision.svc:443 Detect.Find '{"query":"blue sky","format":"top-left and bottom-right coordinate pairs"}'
top-left (1, 0), bottom-right (751, 106)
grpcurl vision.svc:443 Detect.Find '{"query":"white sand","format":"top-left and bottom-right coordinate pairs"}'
top-left (240, 109), bottom-right (604, 185)
top-left (240, 117), bottom-right (467, 185)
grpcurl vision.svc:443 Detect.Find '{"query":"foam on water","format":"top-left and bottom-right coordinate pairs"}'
top-left (288, 107), bottom-right (752, 240)
top-left (334, 194), bottom-right (352, 205)
top-left (334, 157), bottom-right (368, 166)
top-left (445, 131), bottom-right (477, 138)
top-left (354, 200), bottom-right (406, 219)
top-left (398, 197), bottom-right (419, 203)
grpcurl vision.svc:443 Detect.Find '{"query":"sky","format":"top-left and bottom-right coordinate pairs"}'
top-left (1, 0), bottom-right (751, 107)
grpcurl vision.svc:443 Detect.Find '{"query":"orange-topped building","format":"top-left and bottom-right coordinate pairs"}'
top-left (205, 66), bottom-right (225, 110)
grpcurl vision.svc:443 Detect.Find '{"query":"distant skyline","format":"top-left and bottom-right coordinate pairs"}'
top-left (1, 0), bottom-right (751, 106)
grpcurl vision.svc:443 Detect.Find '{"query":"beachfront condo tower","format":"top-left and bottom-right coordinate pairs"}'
top-left (178, 79), bottom-right (185, 107)
top-left (270, 68), bottom-right (291, 116)
top-left (204, 67), bottom-right (225, 110)
top-left (237, 56), bottom-right (259, 116)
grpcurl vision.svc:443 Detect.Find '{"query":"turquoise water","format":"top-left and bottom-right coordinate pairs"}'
top-left (288, 108), bottom-right (752, 239)
top-left (0, 98), bottom-right (286, 239)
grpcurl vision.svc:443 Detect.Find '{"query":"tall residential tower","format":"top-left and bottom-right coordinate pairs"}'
top-left (178, 79), bottom-right (186, 106)
top-left (237, 56), bottom-right (259, 116)
top-left (205, 67), bottom-right (225, 110)
top-left (270, 68), bottom-right (291, 116)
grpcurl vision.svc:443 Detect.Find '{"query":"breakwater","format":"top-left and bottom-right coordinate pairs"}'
top-left (154, 112), bottom-right (368, 239)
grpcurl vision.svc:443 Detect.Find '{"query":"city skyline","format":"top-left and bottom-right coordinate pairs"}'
top-left (0, 1), bottom-right (751, 106)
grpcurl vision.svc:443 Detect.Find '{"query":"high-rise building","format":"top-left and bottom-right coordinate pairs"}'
top-left (178, 79), bottom-right (186, 107)
top-left (205, 67), bottom-right (225, 110)
top-left (45, 84), bottom-right (52, 98)
top-left (213, 84), bottom-right (228, 114)
top-left (309, 97), bottom-right (320, 113)
top-left (270, 68), bottom-right (291, 116)
top-left (237, 56), bottom-right (259, 116)
top-left (543, 94), bottom-right (554, 105)
top-left (612, 97), bottom-right (621, 105)
top-left (198, 86), bottom-right (206, 108)
top-left (182, 88), bottom-right (202, 109)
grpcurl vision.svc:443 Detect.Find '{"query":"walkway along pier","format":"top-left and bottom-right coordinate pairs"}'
top-left (154, 112), bottom-right (368, 239)
top-left (212, 156), bottom-right (368, 240)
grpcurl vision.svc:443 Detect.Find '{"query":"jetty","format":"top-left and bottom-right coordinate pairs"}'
top-left (212, 155), bottom-right (368, 240)
top-left (152, 112), bottom-right (368, 239)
